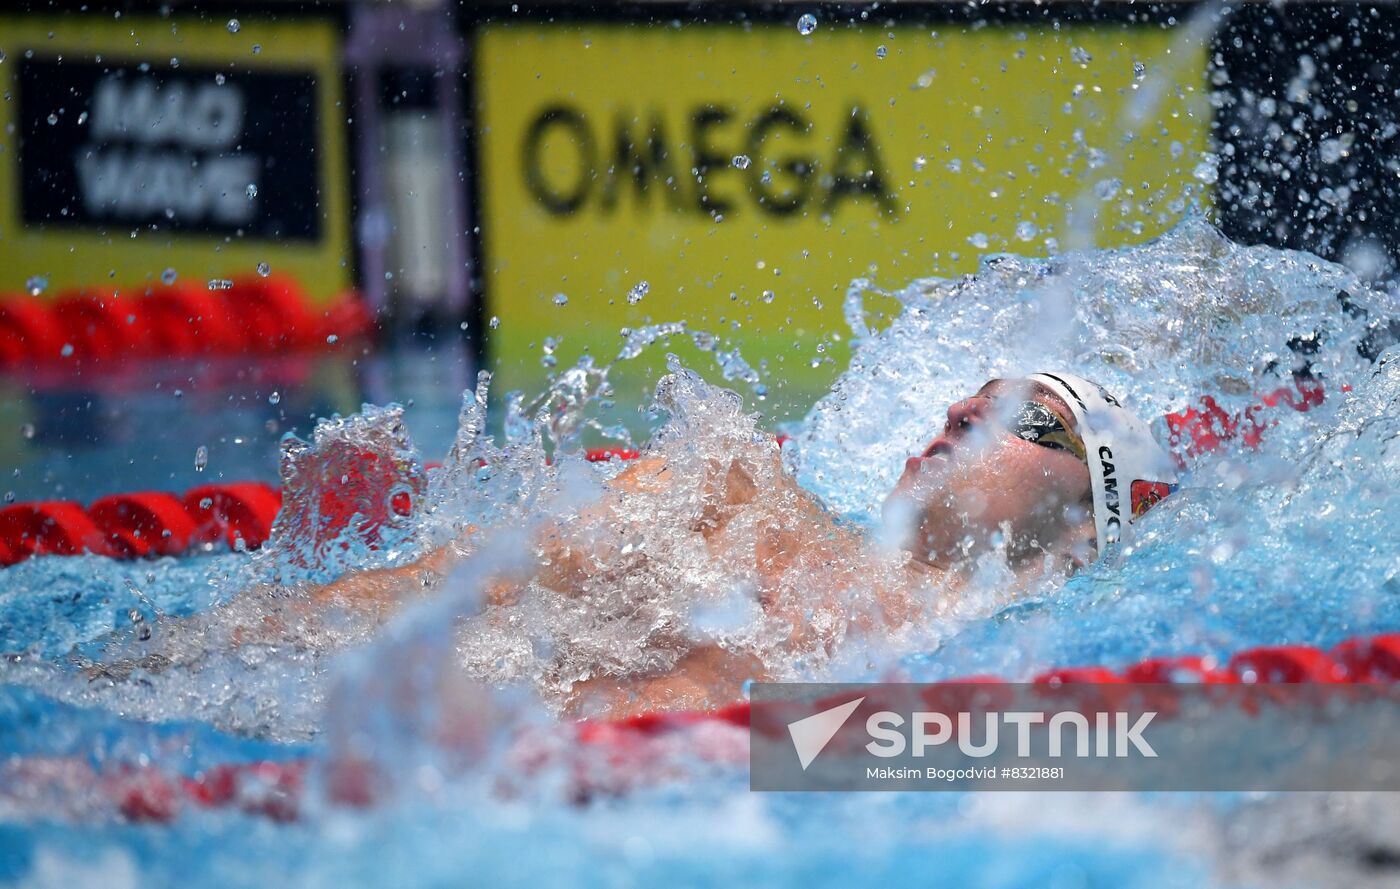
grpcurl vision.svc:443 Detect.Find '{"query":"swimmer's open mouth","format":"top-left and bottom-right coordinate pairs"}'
top-left (902, 439), bottom-right (954, 477)
top-left (923, 438), bottom-right (954, 458)
top-left (895, 439), bottom-right (955, 479)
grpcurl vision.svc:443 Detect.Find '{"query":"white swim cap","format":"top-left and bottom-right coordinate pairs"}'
top-left (1028, 372), bottom-right (1180, 555)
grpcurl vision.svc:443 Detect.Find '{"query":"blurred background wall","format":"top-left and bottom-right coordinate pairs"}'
top-left (0, 0), bottom-right (1395, 426)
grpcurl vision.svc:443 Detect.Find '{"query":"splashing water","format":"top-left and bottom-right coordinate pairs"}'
top-left (795, 216), bottom-right (1393, 518)
top-left (3, 219), bottom-right (1400, 886)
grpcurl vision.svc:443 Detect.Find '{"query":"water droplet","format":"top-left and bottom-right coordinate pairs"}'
top-left (1133, 60), bottom-right (1147, 80)
top-left (1318, 138), bottom-right (1347, 164)
top-left (20, 423), bottom-right (35, 440)
top-left (215, 73), bottom-right (226, 86)
top-left (46, 113), bottom-right (58, 125)
top-left (627, 281), bottom-right (649, 304)
top-left (913, 156), bottom-right (927, 172)
top-left (875, 45), bottom-right (888, 60)
top-left (1093, 178), bottom-right (1122, 201)
top-left (268, 391), bottom-right (281, 405)
top-left (4, 492), bottom-right (15, 504)
top-left (761, 290), bottom-right (776, 304)
top-left (731, 154), bottom-right (751, 170)
top-left (797, 13), bottom-right (817, 35)
top-left (256, 261), bottom-right (271, 277)
top-left (252, 44), bottom-right (262, 55)
top-left (326, 334), bottom-right (338, 344)
top-left (60, 343), bottom-right (73, 357)
top-left (968, 232), bottom-right (989, 250)
top-left (194, 445), bottom-right (208, 472)
top-left (1070, 46), bottom-right (1092, 65)
top-left (946, 158), bottom-right (962, 173)
top-left (553, 293), bottom-right (568, 306)
top-left (199, 496), bottom-right (213, 509)
top-left (245, 183), bottom-right (258, 199)
top-left (207, 279), bottom-right (233, 290)
top-left (160, 267), bottom-right (177, 285)
top-left (1192, 155), bottom-right (1219, 184)
top-left (25, 275), bottom-right (47, 295)
top-left (1015, 221), bottom-right (1040, 241)
top-left (226, 18), bottom-right (240, 33)
top-left (489, 316), bottom-right (500, 329)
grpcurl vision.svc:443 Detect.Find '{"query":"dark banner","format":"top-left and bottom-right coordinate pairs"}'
top-left (751, 682), bottom-right (1400, 791)
top-left (17, 57), bottom-right (321, 241)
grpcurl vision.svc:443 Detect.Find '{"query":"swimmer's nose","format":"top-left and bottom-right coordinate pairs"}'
top-left (943, 396), bottom-right (989, 438)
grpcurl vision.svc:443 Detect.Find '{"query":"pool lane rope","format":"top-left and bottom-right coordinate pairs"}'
top-left (0, 274), bottom-right (372, 370)
top-left (43, 631), bottom-right (1400, 823)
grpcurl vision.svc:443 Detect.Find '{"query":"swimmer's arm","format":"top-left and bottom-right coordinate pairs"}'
top-left (309, 460), bottom-right (669, 610)
top-left (567, 644), bottom-right (765, 718)
top-left (314, 450), bottom-right (788, 610)
top-left (306, 540), bottom-right (463, 612)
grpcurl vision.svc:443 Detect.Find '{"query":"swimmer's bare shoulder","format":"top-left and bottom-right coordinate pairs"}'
top-left (603, 454), bottom-right (672, 493)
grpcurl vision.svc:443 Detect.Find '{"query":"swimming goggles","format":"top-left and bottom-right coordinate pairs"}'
top-left (1000, 399), bottom-right (1087, 461)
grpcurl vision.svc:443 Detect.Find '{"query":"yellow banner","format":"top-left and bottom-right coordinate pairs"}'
top-left (0, 15), bottom-right (352, 303)
top-left (476, 20), bottom-right (1210, 420)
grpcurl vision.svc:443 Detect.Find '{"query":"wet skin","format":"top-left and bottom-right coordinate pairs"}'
top-left (884, 378), bottom-right (1096, 571)
top-left (206, 377), bottom-right (1098, 718)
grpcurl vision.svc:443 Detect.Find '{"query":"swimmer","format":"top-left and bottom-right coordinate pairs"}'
top-left (308, 372), bottom-right (1179, 717)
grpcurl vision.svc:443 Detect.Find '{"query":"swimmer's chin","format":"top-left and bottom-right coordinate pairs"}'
top-left (877, 500), bottom-right (958, 573)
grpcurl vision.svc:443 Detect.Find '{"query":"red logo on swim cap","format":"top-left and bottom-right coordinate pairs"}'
top-left (1130, 480), bottom-right (1175, 518)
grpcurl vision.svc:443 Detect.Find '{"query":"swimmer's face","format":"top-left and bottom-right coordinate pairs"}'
top-left (883, 378), bottom-right (1096, 571)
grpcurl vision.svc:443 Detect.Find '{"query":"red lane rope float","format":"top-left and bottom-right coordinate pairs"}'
top-left (0, 449), bottom-right (636, 566)
top-left (1163, 376), bottom-right (1335, 460)
top-left (183, 483), bottom-right (284, 552)
top-left (0, 484), bottom-right (281, 566)
top-left (217, 275), bottom-right (317, 351)
top-left (0, 501), bottom-right (116, 562)
top-left (69, 631), bottom-right (1400, 823)
top-left (1332, 635), bottom-right (1400, 681)
top-left (87, 492), bottom-right (198, 559)
top-left (1122, 655), bottom-right (1236, 684)
top-left (52, 289), bottom-right (151, 362)
top-left (0, 275), bottom-right (373, 371)
top-left (0, 298), bottom-right (69, 366)
top-left (140, 284), bottom-right (247, 357)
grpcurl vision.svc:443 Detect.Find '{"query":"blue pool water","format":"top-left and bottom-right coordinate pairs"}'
top-left (3, 221), bottom-right (1400, 888)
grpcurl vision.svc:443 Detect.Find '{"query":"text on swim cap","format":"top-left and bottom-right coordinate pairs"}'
top-left (1098, 445), bottom-right (1121, 543)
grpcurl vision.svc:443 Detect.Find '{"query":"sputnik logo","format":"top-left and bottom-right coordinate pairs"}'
top-left (787, 697), bottom-right (865, 770)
